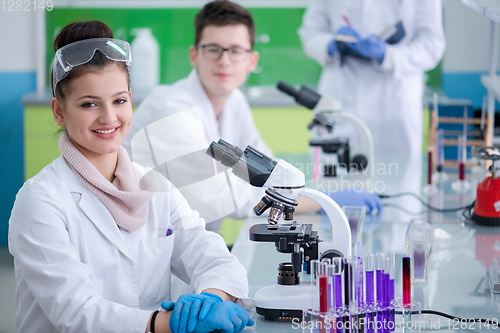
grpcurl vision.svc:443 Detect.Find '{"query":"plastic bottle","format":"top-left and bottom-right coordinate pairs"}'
top-left (130, 28), bottom-right (159, 97)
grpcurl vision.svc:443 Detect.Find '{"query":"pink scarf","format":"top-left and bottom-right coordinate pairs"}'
top-left (59, 133), bottom-right (154, 232)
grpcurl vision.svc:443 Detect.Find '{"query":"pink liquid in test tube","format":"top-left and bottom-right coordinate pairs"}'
top-left (437, 129), bottom-right (444, 172)
top-left (403, 255), bottom-right (411, 308)
top-left (427, 146), bottom-right (433, 185)
top-left (458, 162), bottom-right (465, 181)
top-left (458, 136), bottom-right (466, 181)
top-left (319, 275), bottom-right (328, 313)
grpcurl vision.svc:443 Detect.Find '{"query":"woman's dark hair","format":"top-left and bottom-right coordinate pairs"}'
top-left (51, 20), bottom-right (130, 99)
top-left (194, 0), bottom-right (255, 49)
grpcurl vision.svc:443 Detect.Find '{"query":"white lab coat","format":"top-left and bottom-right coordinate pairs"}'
top-left (299, 0), bottom-right (446, 156)
top-left (123, 69), bottom-right (271, 226)
top-left (8, 156), bottom-right (249, 333)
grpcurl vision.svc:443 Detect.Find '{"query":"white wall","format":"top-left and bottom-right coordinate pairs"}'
top-left (442, 0), bottom-right (499, 72)
top-left (0, 1), bottom-right (498, 82)
top-left (0, 10), bottom-right (36, 72)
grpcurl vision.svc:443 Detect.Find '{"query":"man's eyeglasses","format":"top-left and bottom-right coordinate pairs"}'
top-left (196, 44), bottom-right (252, 63)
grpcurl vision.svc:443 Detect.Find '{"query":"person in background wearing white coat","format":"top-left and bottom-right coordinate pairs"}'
top-left (9, 20), bottom-right (253, 333)
top-left (298, 0), bottom-right (446, 157)
top-left (123, 0), bottom-right (382, 232)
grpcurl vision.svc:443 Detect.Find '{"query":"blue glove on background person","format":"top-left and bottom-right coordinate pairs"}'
top-left (162, 299), bottom-right (255, 333)
top-left (345, 34), bottom-right (386, 63)
top-left (331, 26), bottom-right (386, 63)
top-left (328, 26), bottom-right (360, 55)
top-left (326, 191), bottom-right (382, 214)
top-left (161, 292), bottom-right (222, 333)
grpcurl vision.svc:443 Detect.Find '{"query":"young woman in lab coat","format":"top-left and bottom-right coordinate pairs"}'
top-left (9, 21), bottom-right (253, 333)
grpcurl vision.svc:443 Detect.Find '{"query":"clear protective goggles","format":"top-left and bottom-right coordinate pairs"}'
top-left (52, 38), bottom-right (132, 97)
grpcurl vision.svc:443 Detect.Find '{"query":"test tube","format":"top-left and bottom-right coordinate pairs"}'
top-left (344, 259), bottom-right (353, 311)
top-left (402, 255), bottom-right (411, 309)
top-left (385, 253), bottom-right (396, 332)
top-left (402, 255), bottom-right (412, 333)
top-left (376, 253), bottom-right (386, 333)
top-left (458, 135), bottom-right (466, 181)
top-left (355, 243), bottom-right (364, 309)
top-left (332, 257), bottom-right (343, 313)
top-left (348, 257), bottom-right (357, 312)
top-left (345, 258), bottom-right (354, 333)
top-left (321, 258), bottom-right (332, 311)
top-left (365, 254), bottom-right (375, 333)
top-left (427, 146), bottom-right (433, 185)
top-left (313, 146), bottom-right (321, 181)
top-left (386, 251), bottom-right (396, 303)
top-left (375, 253), bottom-right (385, 306)
top-left (319, 262), bottom-right (331, 313)
top-left (311, 259), bottom-right (320, 312)
top-left (436, 129), bottom-right (444, 172)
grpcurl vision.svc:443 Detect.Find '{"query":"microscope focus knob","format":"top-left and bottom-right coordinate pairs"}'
top-left (352, 154), bottom-right (368, 171)
top-left (320, 249), bottom-right (344, 261)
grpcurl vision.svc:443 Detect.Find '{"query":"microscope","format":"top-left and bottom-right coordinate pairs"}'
top-left (207, 139), bottom-right (352, 320)
top-left (277, 81), bottom-right (374, 178)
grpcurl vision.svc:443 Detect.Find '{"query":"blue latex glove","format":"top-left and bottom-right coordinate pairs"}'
top-left (329, 26), bottom-right (361, 56)
top-left (191, 301), bottom-right (255, 333)
top-left (345, 34), bottom-right (386, 63)
top-left (326, 191), bottom-right (382, 214)
top-left (161, 292), bottom-right (223, 333)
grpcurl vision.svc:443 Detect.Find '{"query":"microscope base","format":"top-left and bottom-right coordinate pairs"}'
top-left (254, 283), bottom-right (316, 320)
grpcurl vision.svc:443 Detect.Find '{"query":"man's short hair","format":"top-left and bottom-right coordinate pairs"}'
top-left (195, 0), bottom-right (255, 49)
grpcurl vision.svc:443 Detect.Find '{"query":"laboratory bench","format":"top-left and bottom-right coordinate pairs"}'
top-left (230, 153), bottom-right (500, 332)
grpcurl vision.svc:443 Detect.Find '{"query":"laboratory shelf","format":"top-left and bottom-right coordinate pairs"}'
top-left (486, 6), bottom-right (500, 22)
top-left (461, 0), bottom-right (500, 15)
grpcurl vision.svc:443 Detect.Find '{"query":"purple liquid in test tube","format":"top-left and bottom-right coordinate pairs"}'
top-left (376, 253), bottom-right (385, 333)
top-left (383, 271), bottom-right (390, 333)
top-left (386, 252), bottom-right (396, 332)
top-left (366, 254), bottom-right (375, 333)
top-left (355, 242), bottom-right (364, 309)
top-left (332, 257), bottom-right (343, 313)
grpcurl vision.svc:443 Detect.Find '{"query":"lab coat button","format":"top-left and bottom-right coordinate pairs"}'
top-left (120, 252), bottom-right (126, 259)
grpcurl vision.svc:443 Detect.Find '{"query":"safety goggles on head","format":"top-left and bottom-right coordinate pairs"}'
top-left (52, 38), bottom-right (132, 97)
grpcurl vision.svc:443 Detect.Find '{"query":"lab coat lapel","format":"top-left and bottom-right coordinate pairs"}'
top-left (78, 189), bottom-right (129, 257)
top-left (56, 157), bottom-right (129, 256)
top-left (188, 70), bottom-right (220, 143)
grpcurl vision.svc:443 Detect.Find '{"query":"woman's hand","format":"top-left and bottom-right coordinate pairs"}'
top-left (191, 301), bottom-right (255, 333)
top-left (161, 292), bottom-right (222, 333)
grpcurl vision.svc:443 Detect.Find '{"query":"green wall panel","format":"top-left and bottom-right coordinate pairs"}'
top-left (45, 7), bottom-right (440, 88)
top-left (24, 107), bottom-right (61, 180)
top-left (45, 7), bottom-right (322, 88)
top-left (251, 106), bottom-right (311, 154)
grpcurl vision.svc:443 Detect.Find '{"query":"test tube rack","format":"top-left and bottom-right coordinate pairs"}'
top-left (304, 253), bottom-right (421, 333)
top-left (302, 301), bottom-right (421, 333)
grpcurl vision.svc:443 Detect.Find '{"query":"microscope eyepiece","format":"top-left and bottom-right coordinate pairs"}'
top-left (277, 81), bottom-right (299, 98)
top-left (206, 140), bottom-right (243, 168)
top-left (276, 80), bottom-right (321, 110)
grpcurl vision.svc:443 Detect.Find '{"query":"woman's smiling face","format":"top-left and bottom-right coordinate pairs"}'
top-left (52, 63), bottom-right (132, 160)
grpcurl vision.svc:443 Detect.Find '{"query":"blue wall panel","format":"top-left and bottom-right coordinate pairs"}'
top-left (442, 72), bottom-right (497, 109)
top-left (0, 72), bottom-right (36, 245)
